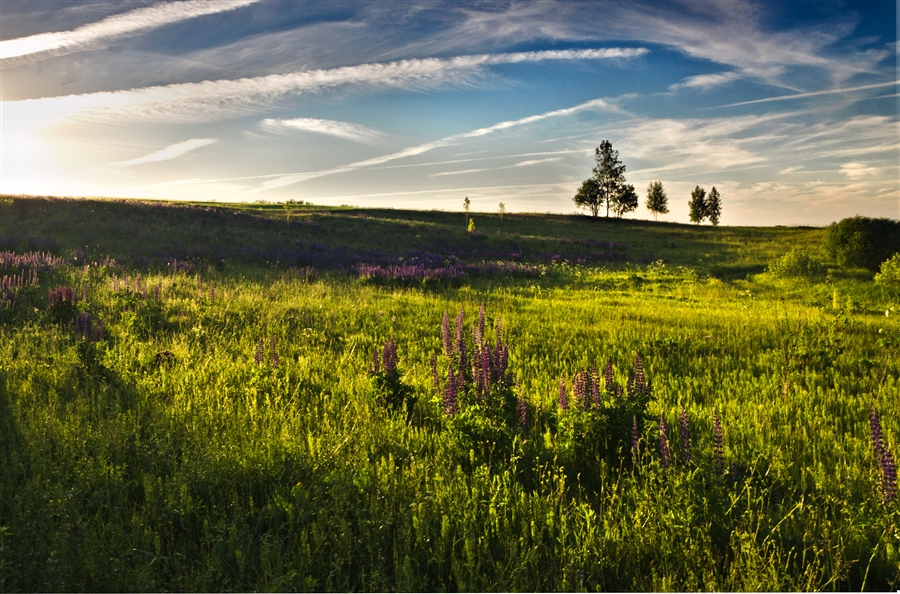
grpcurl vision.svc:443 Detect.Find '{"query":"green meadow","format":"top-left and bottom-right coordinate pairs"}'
top-left (0, 195), bottom-right (897, 591)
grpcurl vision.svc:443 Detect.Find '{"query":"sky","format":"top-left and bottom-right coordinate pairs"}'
top-left (0, 0), bottom-right (897, 226)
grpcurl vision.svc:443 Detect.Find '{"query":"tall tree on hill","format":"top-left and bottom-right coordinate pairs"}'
top-left (645, 180), bottom-right (669, 221)
top-left (574, 140), bottom-right (631, 218)
top-left (706, 187), bottom-right (722, 226)
top-left (688, 186), bottom-right (707, 224)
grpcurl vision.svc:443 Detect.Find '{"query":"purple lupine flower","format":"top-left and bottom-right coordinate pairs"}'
top-left (632, 415), bottom-right (640, 457)
top-left (659, 414), bottom-right (671, 469)
top-left (497, 343), bottom-right (508, 382)
top-left (679, 406), bottom-right (692, 464)
top-left (430, 353), bottom-right (440, 397)
top-left (382, 338), bottom-right (397, 380)
top-left (270, 337), bottom-right (279, 367)
top-left (481, 346), bottom-right (492, 400)
top-left (882, 447), bottom-right (896, 503)
top-left (441, 311), bottom-right (452, 357)
top-left (558, 374), bottom-right (568, 411)
top-left (254, 340), bottom-right (264, 366)
top-left (605, 360), bottom-right (615, 394)
top-left (713, 408), bottom-right (724, 476)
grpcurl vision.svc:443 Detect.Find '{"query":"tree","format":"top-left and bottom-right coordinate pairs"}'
top-left (824, 216), bottom-right (900, 271)
top-left (573, 177), bottom-right (603, 217)
top-left (611, 183), bottom-right (638, 218)
top-left (574, 140), bottom-right (632, 218)
top-left (706, 186), bottom-right (721, 226)
top-left (688, 186), bottom-right (707, 224)
top-left (645, 180), bottom-right (668, 221)
top-left (463, 196), bottom-right (470, 227)
top-left (498, 202), bottom-right (506, 220)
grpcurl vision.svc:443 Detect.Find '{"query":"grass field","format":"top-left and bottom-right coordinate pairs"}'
top-left (0, 195), bottom-right (897, 591)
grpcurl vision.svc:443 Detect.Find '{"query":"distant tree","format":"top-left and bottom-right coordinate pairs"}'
top-left (573, 177), bottom-right (603, 217)
top-left (611, 183), bottom-right (638, 218)
top-left (463, 196), bottom-right (471, 227)
top-left (574, 140), bottom-right (634, 218)
top-left (645, 180), bottom-right (668, 221)
top-left (498, 202), bottom-right (506, 220)
top-left (688, 186), bottom-right (707, 224)
top-left (706, 187), bottom-right (722, 226)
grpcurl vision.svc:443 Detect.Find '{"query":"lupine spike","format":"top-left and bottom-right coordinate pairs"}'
top-left (713, 408), bottom-right (724, 476)
top-left (517, 378), bottom-right (527, 431)
top-left (444, 363), bottom-right (458, 415)
top-left (455, 308), bottom-right (466, 371)
top-left (590, 365), bottom-right (600, 409)
top-left (478, 304), bottom-right (486, 344)
top-left (882, 447), bottom-right (896, 503)
top-left (558, 374), bottom-right (568, 411)
top-left (255, 340), bottom-right (264, 365)
top-left (270, 337), bottom-right (279, 367)
top-left (632, 415), bottom-right (640, 457)
top-left (382, 338), bottom-right (397, 380)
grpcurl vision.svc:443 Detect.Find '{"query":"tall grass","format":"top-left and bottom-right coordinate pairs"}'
top-left (0, 196), bottom-right (896, 591)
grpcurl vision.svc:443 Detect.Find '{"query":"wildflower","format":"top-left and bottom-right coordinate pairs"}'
top-left (382, 338), bottom-right (397, 380)
top-left (441, 311), bottom-right (452, 357)
top-left (270, 337), bottom-right (279, 367)
top-left (632, 415), bottom-right (640, 457)
top-left (444, 363), bottom-right (458, 416)
top-left (604, 359), bottom-right (615, 394)
top-left (713, 408), bottom-right (724, 475)
top-left (882, 448), bottom-right (896, 503)
top-left (517, 378), bottom-right (527, 431)
top-left (254, 339), bottom-right (264, 365)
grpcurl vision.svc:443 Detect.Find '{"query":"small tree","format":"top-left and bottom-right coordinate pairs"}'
top-left (463, 196), bottom-right (471, 227)
top-left (688, 186), bottom-right (707, 224)
top-left (573, 177), bottom-right (603, 217)
top-left (498, 202), bottom-right (506, 220)
top-left (574, 140), bottom-right (634, 218)
top-left (707, 187), bottom-right (722, 226)
top-left (611, 183), bottom-right (638, 218)
top-left (645, 180), bottom-right (668, 221)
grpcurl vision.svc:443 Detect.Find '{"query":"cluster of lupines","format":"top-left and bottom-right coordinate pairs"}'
top-left (657, 406), bottom-right (693, 470)
top-left (254, 338), bottom-right (279, 367)
top-left (870, 407), bottom-right (897, 503)
top-left (559, 355), bottom-right (651, 414)
top-left (74, 312), bottom-right (104, 342)
top-left (0, 250), bottom-right (67, 269)
top-left (49, 286), bottom-right (77, 307)
top-left (1, 268), bottom-right (40, 308)
top-left (357, 263), bottom-right (466, 284)
top-left (434, 305), bottom-right (512, 417)
top-left (371, 338), bottom-right (398, 381)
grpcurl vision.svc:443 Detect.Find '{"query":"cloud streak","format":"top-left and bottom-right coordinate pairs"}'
top-left (0, 0), bottom-right (260, 68)
top-left (7, 47), bottom-right (646, 125)
top-left (259, 117), bottom-right (383, 143)
top-left (104, 138), bottom-right (218, 169)
top-left (255, 98), bottom-right (616, 191)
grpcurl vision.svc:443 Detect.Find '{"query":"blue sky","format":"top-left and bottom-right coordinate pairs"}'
top-left (1, 0), bottom-right (897, 225)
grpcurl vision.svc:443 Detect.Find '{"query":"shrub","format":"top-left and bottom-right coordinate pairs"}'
top-left (767, 249), bottom-right (827, 279)
top-left (874, 253), bottom-right (900, 285)
top-left (824, 216), bottom-right (900, 271)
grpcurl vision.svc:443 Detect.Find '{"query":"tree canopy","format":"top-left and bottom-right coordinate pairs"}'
top-left (574, 140), bottom-right (634, 218)
top-left (706, 187), bottom-right (722, 226)
top-left (645, 180), bottom-right (668, 221)
top-left (688, 186), bottom-right (707, 224)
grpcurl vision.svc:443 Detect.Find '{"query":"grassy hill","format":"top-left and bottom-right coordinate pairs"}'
top-left (0, 195), bottom-right (897, 591)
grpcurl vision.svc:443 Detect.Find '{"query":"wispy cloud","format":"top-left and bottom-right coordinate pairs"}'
top-left (712, 80), bottom-right (897, 108)
top-left (840, 162), bottom-right (881, 179)
top-left (669, 71), bottom-right (741, 91)
top-left (8, 48), bottom-right (646, 125)
top-left (0, 0), bottom-right (260, 68)
top-left (103, 138), bottom-right (218, 169)
top-left (259, 117), bottom-right (383, 143)
top-left (429, 156), bottom-right (563, 177)
top-left (255, 98), bottom-right (616, 191)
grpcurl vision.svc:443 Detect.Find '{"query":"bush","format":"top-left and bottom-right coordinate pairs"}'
top-left (767, 249), bottom-right (827, 279)
top-left (824, 216), bottom-right (900, 271)
top-left (874, 253), bottom-right (900, 285)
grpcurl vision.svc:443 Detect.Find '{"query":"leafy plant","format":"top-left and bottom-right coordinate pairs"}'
top-left (874, 253), bottom-right (900, 285)
top-left (767, 248), bottom-right (827, 279)
top-left (824, 216), bottom-right (900, 271)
